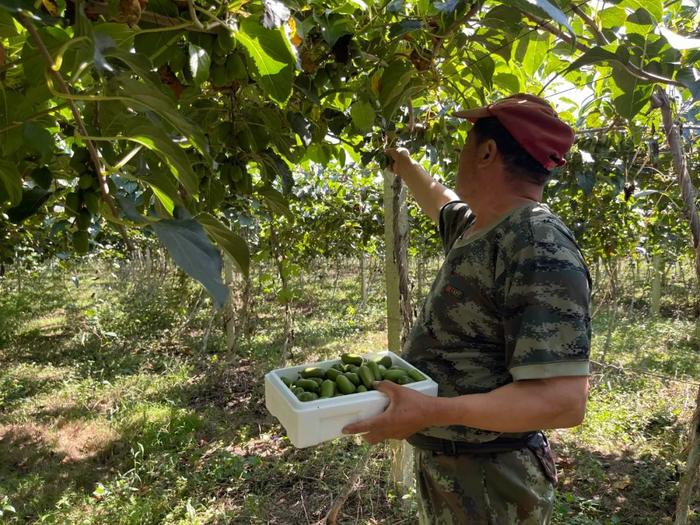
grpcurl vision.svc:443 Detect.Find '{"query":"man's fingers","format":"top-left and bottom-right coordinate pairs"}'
top-left (342, 413), bottom-right (384, 435)
top-left (373, 380), bottom-right (399, 399)
top-left (384, 147), bottom-right (409, 159)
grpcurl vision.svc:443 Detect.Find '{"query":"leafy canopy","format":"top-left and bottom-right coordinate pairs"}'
top-left (0, 0), bottom-right (698, 299)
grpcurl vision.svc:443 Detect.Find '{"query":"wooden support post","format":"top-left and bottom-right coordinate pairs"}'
top-left (383, 168), bottom-right (415, 495)
top-left (652, 88), bottom-right (700, 525)
top-left (384, 168), bottom-right (403, 353)
top-left (651, 254), bottom-right (663, 317)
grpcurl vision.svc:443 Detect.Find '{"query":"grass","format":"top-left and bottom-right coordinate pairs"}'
top-left (0, 255), bottom-right (698, 524)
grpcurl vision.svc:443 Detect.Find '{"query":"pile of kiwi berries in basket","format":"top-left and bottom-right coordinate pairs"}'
top-left (281, 353), bottom-right (426, 402)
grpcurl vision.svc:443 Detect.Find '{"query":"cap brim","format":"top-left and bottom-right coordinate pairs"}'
top-left (453, 106), bottom-right (491, 122)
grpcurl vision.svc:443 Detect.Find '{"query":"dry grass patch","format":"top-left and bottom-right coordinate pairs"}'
top-left (52, 419), bottom-right (120, 463)
top-left (0, 418), bottom-right (119, 465)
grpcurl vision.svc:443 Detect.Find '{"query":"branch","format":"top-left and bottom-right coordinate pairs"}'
top-left (644, 98), bottom-right (700, 525)
top-left (571, 4), bottom-right (608, 45)
top-left (652, 87), bottom-right (700, 273)
top-left (623, 61), bottom-right (687, 89)
top-left (525, 11), bottom-right (688, 89)
top-left (18, 13), bottom-right (135, 253)
top-left (0, 102), bottom-right (70, 135)
top-left (522, 11), bottom-right (586, 51)
top-left (316, 447), bottom-right (373, 525)
top-left (79, 0), bottom-right (219, 33)
top-left (186, 0), bottom-right (204, 30)
top-left (432, 0), bottom-right (484, 56)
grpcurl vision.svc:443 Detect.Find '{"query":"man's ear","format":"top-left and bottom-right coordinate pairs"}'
top-left (477, 139), bottom-right (498, 166)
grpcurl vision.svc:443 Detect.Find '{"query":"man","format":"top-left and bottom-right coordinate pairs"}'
top-left (343, 94), bottom-right (591, 524)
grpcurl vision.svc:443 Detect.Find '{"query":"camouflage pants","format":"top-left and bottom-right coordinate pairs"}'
top-left (413, 447), bottom-right (554, 525)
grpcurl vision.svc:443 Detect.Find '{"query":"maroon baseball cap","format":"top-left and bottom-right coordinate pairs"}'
top-left (454, 93), bottom-right (575, 170)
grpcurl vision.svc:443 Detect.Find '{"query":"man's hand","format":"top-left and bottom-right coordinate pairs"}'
top-left (382, 147), bottom-right (458, 223)
top-left (341, 380), bottom-right (435, 445)
top-left (384, 147), bottom-right (414, 176)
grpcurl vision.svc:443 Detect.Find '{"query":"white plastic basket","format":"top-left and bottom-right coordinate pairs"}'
top-left (264, 350), bottom-right (438, 448)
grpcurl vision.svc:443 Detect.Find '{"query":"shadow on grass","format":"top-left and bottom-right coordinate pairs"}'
top-left (0, 373), bottom-right (66, 415)
top-left (5, 330), bottom-right (180, 384)
top-left (0, 422), bottom-right (123, 523)
top-left (553, 439), bottom-right (686, 525)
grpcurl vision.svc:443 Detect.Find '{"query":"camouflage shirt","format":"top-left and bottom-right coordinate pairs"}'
top-left (403, 201), bottom-right (591, 443)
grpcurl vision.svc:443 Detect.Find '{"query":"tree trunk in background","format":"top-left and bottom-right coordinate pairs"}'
top-left (651, 254), bottom-right (663, 317)
top-left (223, 255), bottom-right (251, 353)
top-left (601, 259), bottom-right (619, 363)
top-left (654, 88), bottom-right (700, 525)
top-left (331, 257), bottom-right (341, 302)
top-left (360, 253), bottom-right (367, 304)
top-left (269, 221), bottom-right (293, 365)
top-left (417, 257), bottom-right (425, 303)
top-left (383, 169), bottom-right (415, 496)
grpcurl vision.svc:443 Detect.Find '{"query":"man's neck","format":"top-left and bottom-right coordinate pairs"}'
top-left (464, 191), bottom-right (542, 234)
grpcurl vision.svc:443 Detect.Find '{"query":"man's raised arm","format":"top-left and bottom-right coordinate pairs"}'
top-left (385, 148), bottom-right (459, 224)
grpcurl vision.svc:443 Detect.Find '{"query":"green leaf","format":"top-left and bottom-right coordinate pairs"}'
top-left (378, 60), bottom-right (415, 120)
top-left (115, 119), bottom-right (200, 196)
top-left (677, 69), bottom-right (700, 101)
top-left (146, 0), bottom-right (178, 17)
top-left (517, 32), bottom-right (552, 76)
top-left (612, 67), bottom-right (639, 94)
top-left (116, 76), bottom-right (208, 157)
top-left (350, 101), bottom-right (375, 132)
top-left (346, 0), bottom-right (368, 9)
top-left (116, 194), bottom-right (152, 224)
top-left (434, 0), bottom-right (458, 13)
top-left (598, 6), bottom-right (626, 29)
top-left (0, 159), bottom-right (22, 207)
top-left (473, 54), bottom-right (495, 89)
top-left (134, 152), bottom-right (182, 214)
top-left (22, 121), bottom-right (53, 162)
top-left (134, 30), bottom-right (185, 65)
top-left (575, 167), bottom-right (595, 195)
top-left (6, 187), bottom-right (50, 223)
top-left (627, 7), bottom-right (654, 28)
top-left (188, 43), bottom-right (211, 86)
top-left (151, 207), bottom-right (229, 308)
top-left (619, 0), bottom-right (662, 23)
top-left (319, 14), bottom-right (352, 47)
top-left (258, 186), bottom-right (292, 218)
top-left (0, 9), bottom-right (18, 37)
top-left (287, 112), bottom-right (312, 146)
top-left (262, 150), bottom-right (293, 195)
top-left (151, 185), bottom-right (176, 215)
top-left (510, 0), bottom-right (575, 39)
top-left (387, 0), bottom-right (404, 13)
top-left (493, 72), bottom-right (520, 93)
top-left (102, 47), bottom-right (156, 82)
top-left (93, 22), bottom-right (135, 49)
top-left (613, 85), bottom-right (653, 119)
top-left (482, 5), bottom-right (524, 31)
top-left (566, 45), bottom-right (618, 72)
top-left (30, 167), bottom-right (52, 190)
top-left (305, 143), bottom-right (331, 165)
top-left (235, 18), bottom-right (295, 106)
top-left (197, 212), bottom-right (250, 276)
top-left (0, 0), bottom-right (42, 16)
top-left (388, 20), bottom-right (423, 38)
top-left (21, 26), bottom-right (70, 85)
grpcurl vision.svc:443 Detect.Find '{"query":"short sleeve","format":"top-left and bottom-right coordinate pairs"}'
top-left (502, 231), bottom-right (591, 381)
top-left (438, 201), bottom-right (473, 253)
